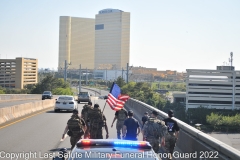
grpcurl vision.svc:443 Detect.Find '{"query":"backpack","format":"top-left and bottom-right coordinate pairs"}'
top-left (81, 105), bottom-right (90, 121)
top-left (145, 118), bottom-right (167, 138)
top-left (88, 108), bottom-right (104, 129)
top-left (117, 109), bottom-right (127, 121)
top-left (142, 115), bottom-right (149, 123)
top-left (67, 115), bottom-right (84, 137)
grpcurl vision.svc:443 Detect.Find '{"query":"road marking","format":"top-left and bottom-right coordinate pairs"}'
top-left (0, 108), bottom-right (52, 130)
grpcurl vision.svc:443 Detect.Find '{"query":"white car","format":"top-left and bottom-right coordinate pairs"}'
top-left (54, 95), bottom-right (78, 112)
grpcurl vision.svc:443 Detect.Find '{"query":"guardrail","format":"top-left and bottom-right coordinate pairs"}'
top-left (0, 94), bottom-right (42, 102)
top-left (0, 99), bottom-right (55, 125)
top-left (81, 87), bottom-right (101, 95)
top-left (125, 98), bottom-right (240, 160)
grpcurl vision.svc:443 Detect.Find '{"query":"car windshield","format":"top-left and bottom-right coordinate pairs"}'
top-left (79, 92), bottom-right (88, 96)
top-left (58, 97), bottom-right (73, 100)
top-left (43, 91), bottom-right (50, 94)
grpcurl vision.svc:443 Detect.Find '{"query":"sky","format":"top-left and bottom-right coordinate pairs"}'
top-left (0, 0), bottom-right (240, 72)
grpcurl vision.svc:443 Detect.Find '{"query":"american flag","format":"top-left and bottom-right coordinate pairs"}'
top-left (106, 83), bottom-right (130, 111)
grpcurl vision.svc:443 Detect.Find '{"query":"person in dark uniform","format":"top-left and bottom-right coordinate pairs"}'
top-left (122, 110), bottom-right (140, 141)
top-left (164, 110), bottom-right (180, 160)
top-left (62, 109), bottom-right (86, 150)
top-left (111, 108), bottom-right (128, 139)
top-left (141, 112), bottom-right (149, 127)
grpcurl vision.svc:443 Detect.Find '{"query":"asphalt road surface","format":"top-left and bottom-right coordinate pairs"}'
top-left (0, 93), bottom-right (144, 160)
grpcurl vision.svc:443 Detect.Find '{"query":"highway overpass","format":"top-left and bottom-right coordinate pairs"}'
top-left (0, 89), bottom-right (240, 160)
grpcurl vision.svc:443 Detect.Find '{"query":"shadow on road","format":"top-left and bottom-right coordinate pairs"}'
top-left (46, 110), bottom-right (73, 113)
top-left (49, 148), bottom-right (71, 152)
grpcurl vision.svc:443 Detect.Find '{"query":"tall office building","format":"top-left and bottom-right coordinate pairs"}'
top-left (0, 57), bottom-right (38, 89)
top-left (95, 9), bottom-right (130, 70)
top-left (58, 16), bottom-right (95, 70)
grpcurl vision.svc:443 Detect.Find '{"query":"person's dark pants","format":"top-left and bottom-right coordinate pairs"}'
top-left (116, 121), bottom-right (124, 139)
top-left (90, 128), bottom-right (103, 139)
top-left (70, 136), bottom-right (81, 150)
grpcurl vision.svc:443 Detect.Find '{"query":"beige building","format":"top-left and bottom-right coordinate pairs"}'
top-left (95, 9), bottom-right (130, 70)
top-left (58, 16), bottom-right (95, 70)
top-left (0, 57), bottom-right (38, 89)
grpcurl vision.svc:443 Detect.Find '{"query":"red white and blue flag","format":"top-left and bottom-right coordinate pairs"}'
top-left (106, 83), bottom-right (130, 111)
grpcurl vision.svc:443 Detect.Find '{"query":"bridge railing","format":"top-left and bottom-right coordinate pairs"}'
top-left (125, 98), bottom-right (240, 160)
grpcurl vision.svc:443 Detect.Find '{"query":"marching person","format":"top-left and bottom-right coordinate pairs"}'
top-left (142, 110), bottom-right (167, 153)
top-left (81, 101), bottom-right (93, 138)
top-left (141, 111), bottom-right (149, 127)
top-left (122, 110), bottom-right (141, 141)
top-left (87, 104), bottom-right (109, 139)
top-left (164, 110), bottom-right (180, 160)
top-left (111, 108), bottom-right (128, 139)
top-left (62, 109), bottom-right (86, 150)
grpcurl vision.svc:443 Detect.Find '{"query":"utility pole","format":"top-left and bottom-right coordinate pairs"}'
top-left (106, 68), bottom-right (107, 81)
top-left (64, 60), bottom-right (67, 82)
top-left (126, 63), bottom-right (129, 83)
top-left (79, 64), bottom-right (81, 93)
top-left (86, 68), bottom-right (88, 85)
top-left (230, 52), bottom-right (233, 70)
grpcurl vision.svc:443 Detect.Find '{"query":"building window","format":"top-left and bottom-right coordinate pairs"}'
top-left (95, 24), bottom-right (104, 30)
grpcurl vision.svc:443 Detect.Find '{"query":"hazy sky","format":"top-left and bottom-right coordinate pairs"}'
top-left (0, 0), bottom-right (239, 72)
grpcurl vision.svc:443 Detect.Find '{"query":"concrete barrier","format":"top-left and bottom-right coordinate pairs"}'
top-left (0, 99), bottom-right (55, 125)
top-left (0, 94), bottom-right (42, 102)
top-left (125, 98), bottom-right (240, 160)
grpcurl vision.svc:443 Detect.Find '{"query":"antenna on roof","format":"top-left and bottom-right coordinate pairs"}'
top-left (229, 52), bottom-right (233, 70)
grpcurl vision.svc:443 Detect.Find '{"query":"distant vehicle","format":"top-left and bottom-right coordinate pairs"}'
top-left (54, 95), bottom-right (77, 112)
top-left (42, 91), bottom-right (53, 100)
top-left (53, 139), bottom-right (159, 160)
top-left (98, 95), bottom-right (108, 99)
top-left (77, 92), bottom-right (92, 104)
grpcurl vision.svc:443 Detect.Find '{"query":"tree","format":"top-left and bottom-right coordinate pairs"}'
top-left (31, 74), bottom-right (70, 94)
top-left (116, 76), bottom-right (126, 87)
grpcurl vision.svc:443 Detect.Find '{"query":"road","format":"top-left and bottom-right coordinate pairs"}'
top-left (0, 90), bottom-right (144, 160)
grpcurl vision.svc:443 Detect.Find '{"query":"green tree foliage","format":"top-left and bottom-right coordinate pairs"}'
top-left (0, 90), bottom-right (5, 94)
top-left (154, 82), bottom-right (186, 91)
top-left (207, 113), bottom-right (240, 126)
top-left (121, 82), bottom-right (166, 108)
top-left (187, 106), bottom-right (211, 124)
top-left (121, 81), bottom-right (187, 122)
top-left (31, 74), bottom-right (71, 94)
top-left (52, 88), bottom-right (73, 95)
top-left (116, 76), bottom-right (126, 87)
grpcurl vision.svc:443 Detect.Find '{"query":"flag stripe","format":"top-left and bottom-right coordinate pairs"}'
top-left (107, 93), bottom-right (127, 111)
top-left (106, 83), bottom-right (130, 111)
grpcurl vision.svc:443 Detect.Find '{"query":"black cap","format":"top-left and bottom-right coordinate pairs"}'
top-left (145, 112), bottom-right (148, 114)
top-left (168, 110), bottom-right (174, 117)
top-left (128, 110), bottom-right (133, 114)
top-left (152, 110), bottom-right (158, 116)
top-left (94, 104), bottom-right (99, 108)
top-left (128, 110), bottom-right (133, 116)
top-left (73, 109), bottom-right (78, 114)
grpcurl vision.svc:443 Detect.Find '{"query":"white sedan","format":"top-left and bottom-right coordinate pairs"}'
top-left (54, 95), bottom-right (78, 112)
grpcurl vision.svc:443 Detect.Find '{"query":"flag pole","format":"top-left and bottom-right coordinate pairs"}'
top-left (102, 82), bottom-right (115, 113)
top-left (102, 101), bottom-right (107, 113)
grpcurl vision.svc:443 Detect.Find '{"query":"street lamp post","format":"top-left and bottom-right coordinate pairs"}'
top-left (79, 64), bottom-right (81, 93)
